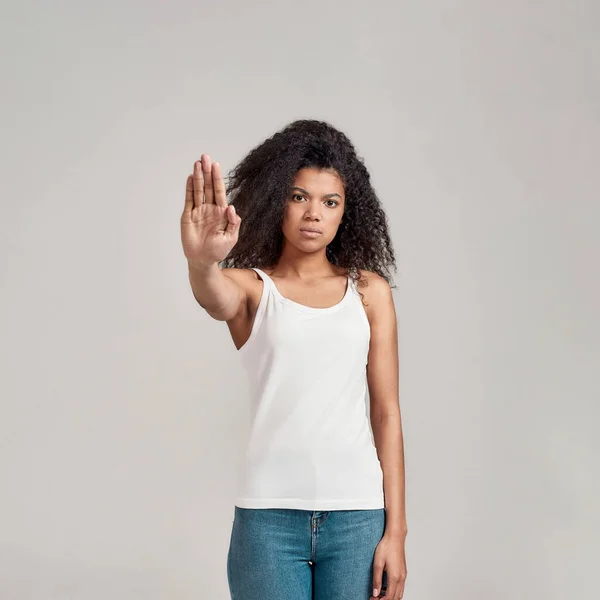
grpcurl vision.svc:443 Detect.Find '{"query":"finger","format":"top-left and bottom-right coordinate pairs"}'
top-left (386, 578), bottom-right (397, 600)
top-left (203, 154), bottom-right (215, 204)
top-left (212, 162), bottom-right (227, 207)
top-left (193, 159), bottom-right (204, 206)
top-left (372, 565), bottom-right (384, 598)
top-left (184, 175), bottom-right (194, 215)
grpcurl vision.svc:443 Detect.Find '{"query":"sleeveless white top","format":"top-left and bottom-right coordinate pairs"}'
top-left (234, 267), bottom-right (385, 510)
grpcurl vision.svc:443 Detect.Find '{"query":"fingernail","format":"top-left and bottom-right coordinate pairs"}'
top-left (373, 588), bottom-right (378, 597)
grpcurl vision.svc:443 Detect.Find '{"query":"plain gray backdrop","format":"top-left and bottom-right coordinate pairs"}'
top-left (1, 1), bottom-right (598, 598)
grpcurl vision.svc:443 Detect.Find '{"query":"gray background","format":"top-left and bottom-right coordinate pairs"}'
top-left (1, 1), bottom-right (598, 598)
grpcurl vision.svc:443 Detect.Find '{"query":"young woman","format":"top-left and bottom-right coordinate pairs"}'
top-left (181, 119), bottom-right (407, 600)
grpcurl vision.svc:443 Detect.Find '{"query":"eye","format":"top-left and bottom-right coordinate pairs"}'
top-left (291, 194), bottom-right (339, 207)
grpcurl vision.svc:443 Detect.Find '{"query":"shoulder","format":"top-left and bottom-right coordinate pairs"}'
top-left (356, 269), bottom-right (393, 300)
top-left (221, 267), bottom-right (261, 287)
top-left (355, 269), bottom-right (395, 324)
top-left (221, 266), bottom-right (254, 279)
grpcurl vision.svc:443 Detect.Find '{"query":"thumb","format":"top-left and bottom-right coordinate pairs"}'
top-left (372, 561), bottom-right (384, 597)
top-left (373, 561), bottom-right (384, 598)
top-left (225, 204), bottom-right (241, 236)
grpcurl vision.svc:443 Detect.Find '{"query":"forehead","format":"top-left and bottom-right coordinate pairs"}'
top-left (292, 167), bottom-right (345, 196)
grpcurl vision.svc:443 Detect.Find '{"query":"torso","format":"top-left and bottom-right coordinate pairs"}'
top-left (223, 267), bottom-right (374, 351)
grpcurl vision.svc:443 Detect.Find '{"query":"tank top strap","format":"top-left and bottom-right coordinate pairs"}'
top-left (250, 267), bottom-right (275, 295)
top-left (251, 267), bottom-right (270, 283)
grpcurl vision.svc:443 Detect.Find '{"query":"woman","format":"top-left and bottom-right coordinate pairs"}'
top-left (181, 119), bottom-right (407, 600)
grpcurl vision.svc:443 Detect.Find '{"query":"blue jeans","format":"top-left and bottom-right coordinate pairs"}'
top-left (227, 506), bottom-right (388, 599)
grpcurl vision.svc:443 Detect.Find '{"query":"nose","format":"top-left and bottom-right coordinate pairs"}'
top-left (304, 199), bottom-right (322, 220)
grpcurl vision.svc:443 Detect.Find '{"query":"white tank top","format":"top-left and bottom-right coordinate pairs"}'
top-left (234, 267), bottom-right (385, 510)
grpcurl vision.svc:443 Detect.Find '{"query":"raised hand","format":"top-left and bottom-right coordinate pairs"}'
top-left (181, 154), bottom-right (241, 267)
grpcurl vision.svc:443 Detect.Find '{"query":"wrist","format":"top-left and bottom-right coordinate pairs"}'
top-left (384, 524), bottom-right (407, 539)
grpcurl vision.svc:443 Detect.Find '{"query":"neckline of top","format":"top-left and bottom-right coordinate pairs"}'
top-left (253, 268), bottom-right (352, 313)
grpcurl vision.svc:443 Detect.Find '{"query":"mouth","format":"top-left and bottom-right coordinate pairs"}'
top-left (299, 228), bottom-right (322, 238)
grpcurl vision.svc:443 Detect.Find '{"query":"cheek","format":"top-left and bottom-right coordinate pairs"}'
top-left (283, 202), bottom-right (301, 221)
top-left (281, 206), bottom-right (296, 232)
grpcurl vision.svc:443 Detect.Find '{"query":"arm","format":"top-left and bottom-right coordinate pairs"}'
top-left (188, 261), bottom-right (246, 322)
top-left (182, 155), bottom-right (245, 322)
top-left (365, 275), bottom-right (407, 538)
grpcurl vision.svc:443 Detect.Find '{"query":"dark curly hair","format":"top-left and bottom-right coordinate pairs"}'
top-left (220, 119), bottom-right (397, 294)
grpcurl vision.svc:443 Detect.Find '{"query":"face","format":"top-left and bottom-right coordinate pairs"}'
top-left (281, 167), bottom-right (345, 249)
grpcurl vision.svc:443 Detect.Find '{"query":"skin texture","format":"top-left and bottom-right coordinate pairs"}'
top-left (185, 119), bottom-right (407, 598)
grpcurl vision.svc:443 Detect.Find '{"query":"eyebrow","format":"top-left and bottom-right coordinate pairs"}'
top-left (291, 186), bottom-right (343, 200)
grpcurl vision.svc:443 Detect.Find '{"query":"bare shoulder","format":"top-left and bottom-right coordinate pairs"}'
top-left (355, 269), bottom-right (395, 324)
top-left (221, 266), bottom-right (258, 285)
top-left (356, 269), bottom-right (392, 297)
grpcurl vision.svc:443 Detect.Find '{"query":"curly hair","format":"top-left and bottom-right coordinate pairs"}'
top-left (220, 119), bottom-right (397, 294)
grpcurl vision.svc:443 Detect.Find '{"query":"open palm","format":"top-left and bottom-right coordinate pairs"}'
top-left (181, 155), bottom-right (241, 267)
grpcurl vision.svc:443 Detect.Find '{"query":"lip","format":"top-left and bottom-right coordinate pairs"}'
top-left (299, 228), bottom-right (322, 234)
top-left (299, 229), bottom-right (322, 238)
